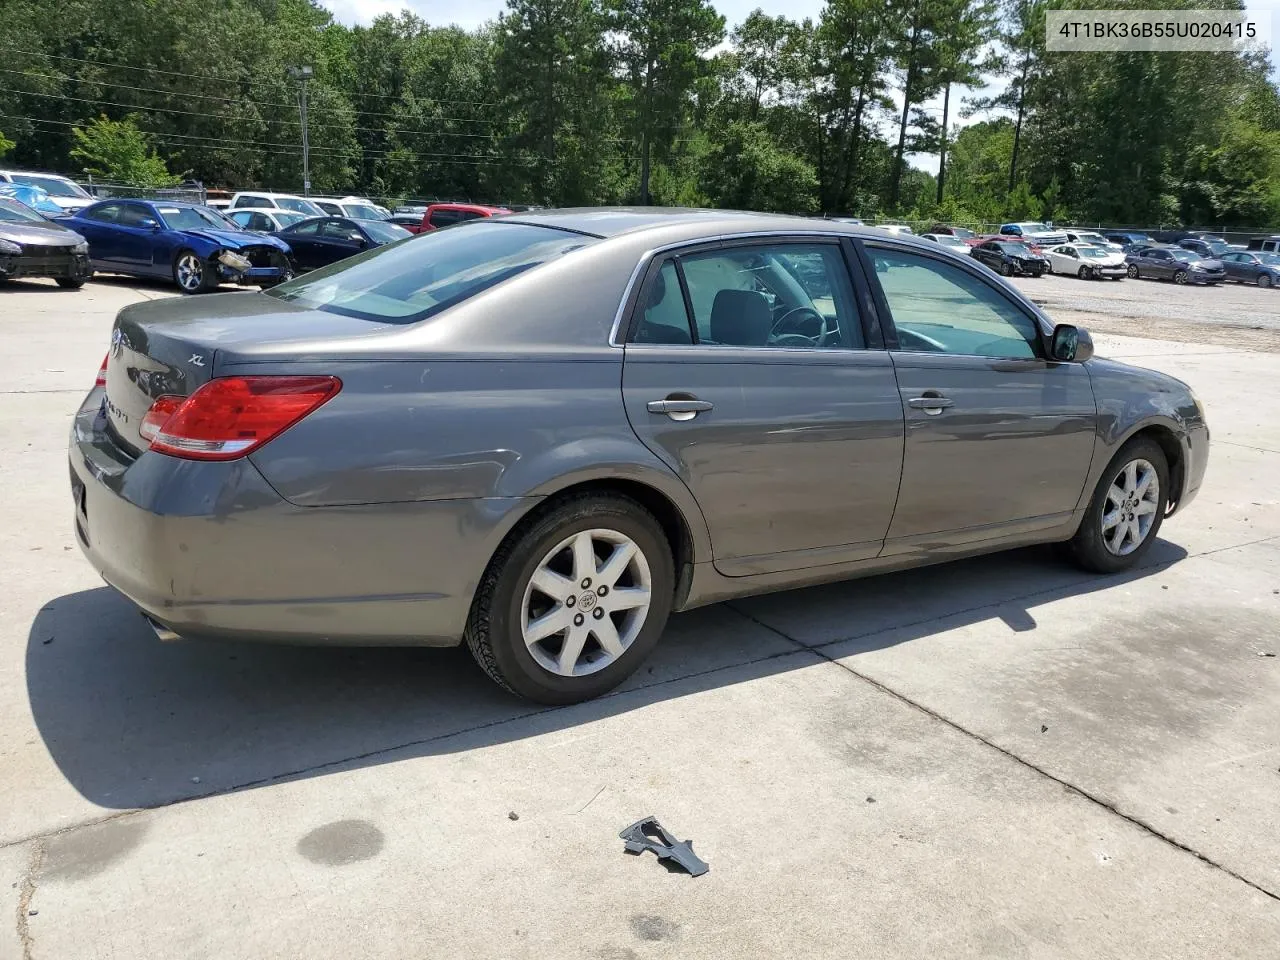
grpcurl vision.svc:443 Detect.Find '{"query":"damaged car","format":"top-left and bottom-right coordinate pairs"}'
top-left (0, 195), bottom-right (92, 288)
top-left (57, 199), bottom-right (292, 294)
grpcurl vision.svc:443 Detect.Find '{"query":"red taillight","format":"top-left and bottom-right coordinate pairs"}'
top-left (145, 376), bottom-right (341, 461)
top-left (95, 353), bottom-right (108, 388)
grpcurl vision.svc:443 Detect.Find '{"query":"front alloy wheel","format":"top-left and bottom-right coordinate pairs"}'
top-left (1065, 437), bottom-right (1169, 573)
top-left (1173, 270), bottom-right (1188, 284)
top-left (174, 251), bottom-right (210, 294)
top-left (1100, 459), bottom-right (1160, 556)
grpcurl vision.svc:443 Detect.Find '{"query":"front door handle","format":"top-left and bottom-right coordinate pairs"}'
top-left (907, 394), bottom-right (954, 416)
top-left (647, 397), bottom-right (714, 421)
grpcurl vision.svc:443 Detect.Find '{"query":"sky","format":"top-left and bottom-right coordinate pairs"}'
top-left (318, 0), bottom-right (1280, 176)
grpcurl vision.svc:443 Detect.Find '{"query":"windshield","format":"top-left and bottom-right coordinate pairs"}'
top-left (278, 197), bottom-right (323, 215)
top-left (265, 221), bottom-right (596, 322)
top-left (1259, 254), bottom-right (1280, 265)
top-left (0, 197), bottom-right (45, 223)
top-left (1016, 223), bottom-right (1049, 232)
top-left (345, 204), bottom-right (383, 221)
top-left (10, 174), bottom-right (91, 199)
top-left (360, 220), bottom-right (412, 243)
top-left (157, 206), bottom-right (242, 231)
top-left (1079, 247), bottom-right (1109, 258)
top-left (1203, 240), bottom-right (1229, 255)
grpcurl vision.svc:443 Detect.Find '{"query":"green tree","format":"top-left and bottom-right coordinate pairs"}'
top-left (606, 0), bottom-right (725, 203)
top-left (931, 0), bottom-right (997, 204)
top-left (0, 130), bottom-right (14, 158)
top-left (700, 120), bottom-right (818, 211)
top-left (70, 116), bottom-right (182, 187)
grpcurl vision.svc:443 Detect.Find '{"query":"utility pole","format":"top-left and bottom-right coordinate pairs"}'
top-left (288, 65), bottom-right (314, 196)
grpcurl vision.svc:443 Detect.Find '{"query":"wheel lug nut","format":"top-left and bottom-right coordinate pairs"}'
top-left (573, 613), bottom-right (584, 627)
top-left (592, 608), bottom-right (604, 620)
top-left (597, 585), bottom-right (608, 596)
top-left (565, 595), bottom-right (575, 607)
top-left (581, 578), bottom-right (591, 588)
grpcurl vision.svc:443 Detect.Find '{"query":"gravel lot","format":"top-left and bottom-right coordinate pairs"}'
top-left (1, 275), bottom-right (1278, 959)
top-left (1011, 271), bottom-right (1280, 351)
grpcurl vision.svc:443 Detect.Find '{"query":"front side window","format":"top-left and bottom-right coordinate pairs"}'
top-left (116, 203), bottom-right (155, 228)
top-left (266, 221), bottom-right (595, 323)
top-left (82, 203), bottom-right (120, 223)
top-left (320, 219), bottom-right (358, 241)
top-left (428, 209), bottom-right (460, 228)
top-left (869, 247), bottom-right (1041, 360)
top-left (637, 242), bottom-right (862, 349)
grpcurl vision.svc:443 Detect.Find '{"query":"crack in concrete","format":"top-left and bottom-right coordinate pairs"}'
top-left (1215, 440), bottom-right (1280, 456)
top-left (16, 839), bottom-right (45, 960)
top-left (729, 608), bottom-right (1280, 905)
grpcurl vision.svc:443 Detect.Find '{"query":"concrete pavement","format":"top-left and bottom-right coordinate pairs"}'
top-left (1, 277), bottom-right (1277, 958)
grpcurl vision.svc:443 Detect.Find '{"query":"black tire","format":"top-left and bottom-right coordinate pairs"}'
top-left (1127, 264), bottom-right (1139, 279)
top-left (1065, 437), bottom-right (1169, 574)
top-left (56, 277), bottom-right (86, 289)
top-left (1260, 274), bottom-right (1272, 289)
top-left (1173, 270), bottom-right (1187, 285)
top-left (1077, 266), bottom-right (1089, 280)
top-left (999, 262), bottom-right (1012, 276)
top-left (465, 493), bottom-right (675, 704)
top-left (173, 248), bottom-right (216, 295)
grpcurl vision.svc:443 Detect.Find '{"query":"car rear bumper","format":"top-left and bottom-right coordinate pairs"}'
top-left (0, 250), bottom-right (92, 281)
top-left (70, 390), bottom-right (533, 646)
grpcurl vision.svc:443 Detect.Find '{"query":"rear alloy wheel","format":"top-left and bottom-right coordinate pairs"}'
top-left (1065, 437), bottom-right (1169, 574)
top-left (173, 249), bottom-right (215, 295)
top-left (1127, 263), bottom-right (1139, 279)
top-left (1173, 270), bottom-right (1188, 285)
top-left (1260, 273), bottom-right (1272, 288)
top-left (465, 494), bottom-right (674, 704)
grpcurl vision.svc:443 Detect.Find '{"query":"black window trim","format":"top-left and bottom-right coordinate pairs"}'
top-left (616, 232), bottom-right (889, 351)
top-left (856, 238), bottom-right (1055, 361)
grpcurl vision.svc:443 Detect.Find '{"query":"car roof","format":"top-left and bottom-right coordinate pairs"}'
top-left (501, 207), bottom-right (932, 242)
top-left (233, 191), bottom-right (308, 199)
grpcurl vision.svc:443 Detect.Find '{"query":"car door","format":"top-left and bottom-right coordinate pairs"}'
top-left (620, 238), bottom-right (905, 575)
top-left (972, 242), bottom-right (996, 269)
top-left (314, 218), bottom-right (366, 265)
top-left (861, 242), bottom-right (1096, 554)
top-left (1053, 245), bottom-right (1076, 272)
top-left (1146, 248), bottom-right (1175, 278)
top-left (1224, 253), bottom-right (1254, 282)
top-left (281, 219), bottom-right (323, 269)
top-left (70, 203), bottom-right (122, 266)
top-left (109, 202), bottom-right (166, 273)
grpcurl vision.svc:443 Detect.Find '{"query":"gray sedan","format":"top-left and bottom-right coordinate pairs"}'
top-left (70, 210), bottom-right (1210, 703)
top-left (1220, 250), bottom-right (1280, 287)
top-left (1125, 245), bottom-right (1226, 284)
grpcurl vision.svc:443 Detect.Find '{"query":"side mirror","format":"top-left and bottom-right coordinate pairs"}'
top-left (350, 232), bottom-right (366, 245)
top-left (139, 218), bottom-right (159, 230)
top-left (1051, 324), bottom-right (1093, 362)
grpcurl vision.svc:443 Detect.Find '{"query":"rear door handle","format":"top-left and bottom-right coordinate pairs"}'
top-left (907, 395), bottom-right (954, 415)
top-left (647, 398), bottom-right (714, 421)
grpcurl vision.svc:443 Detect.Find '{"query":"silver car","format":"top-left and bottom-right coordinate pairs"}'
top-left (71, 210), bottom-right (1210, 703)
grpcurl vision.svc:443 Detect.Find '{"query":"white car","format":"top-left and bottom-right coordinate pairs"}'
top-left (0, 170), bottom-right (94, 214)
top-left (999, 221), bottom-right (1068, 246)
top-left (311, 196), bottom-right (390, 220)
top-left (920, 233), bottom-right (971, 253)
top-left (228, 191), bottom-right (325, 217)
top-left (227, 208), bottom-right (312, 233)
top-left (1045, 243), bottom-right (1127, 280)
top-left (877, 223), bottom-right (914, 235)
top-left (1063, 229), bottom-right (1124, 253)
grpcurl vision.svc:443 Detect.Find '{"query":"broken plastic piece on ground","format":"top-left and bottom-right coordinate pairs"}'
top-left (619, 816), bottom-right (709, 877)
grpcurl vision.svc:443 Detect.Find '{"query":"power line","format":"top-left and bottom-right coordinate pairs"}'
top-left (0, 44), bottom-right (503, 109)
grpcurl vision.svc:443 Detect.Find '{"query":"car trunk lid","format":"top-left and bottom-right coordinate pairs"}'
top-left (102, 292), bottom-right (400, 455)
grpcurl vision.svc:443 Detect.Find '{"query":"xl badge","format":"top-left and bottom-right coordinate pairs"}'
top-left (188, 354), bottom-right (205, 367)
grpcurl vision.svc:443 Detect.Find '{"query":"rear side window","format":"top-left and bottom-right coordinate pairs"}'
top-left (428, 208), bottom-right (460, 228)
top-left (266, 221), bottom-right (595, 323)
top-left (635, 262), bottom-right (693, 344)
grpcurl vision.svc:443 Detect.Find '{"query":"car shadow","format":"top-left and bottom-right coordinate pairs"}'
top-left (0, 278), bottom-right (82, 292)
top-left (26, 540), bottom-right (1188, 810)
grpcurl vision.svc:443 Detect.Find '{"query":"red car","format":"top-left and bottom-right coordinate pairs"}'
top-left (418, 203), bottom-right (510, 232)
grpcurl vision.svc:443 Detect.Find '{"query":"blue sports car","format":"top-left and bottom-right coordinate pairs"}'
top-left (57, 199), bottom-right (293, 293)
top-left (0, 183), bottom-right (65, 217)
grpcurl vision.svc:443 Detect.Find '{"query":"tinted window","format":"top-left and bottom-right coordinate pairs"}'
top-left (634, 261), bottom-right (693, 345)
top-left (285, 219), bottom-right (321, 237)
top-left (315, 201), bottom-right (342, 215)
top-left (320, 219), bottom-right (359, 241)
top-left (671, 243), bottom-right (863, 349)
top-left (266, 221), bottom-right (595, 323)
top-left (428, 209), bottom-right (461, 228)
top-left (1151, 250), bottom-right (1171, 260)
top-left (116, 203), bottom-right (155, 227)
top-left (82, 203), bottom-right (120, 223)
top-left (869, 247), bottom-right (1040, 359)
top-left (234, 195), bottom-right (271, 208)
top-left (455, 211), bottom-right (485, 223)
